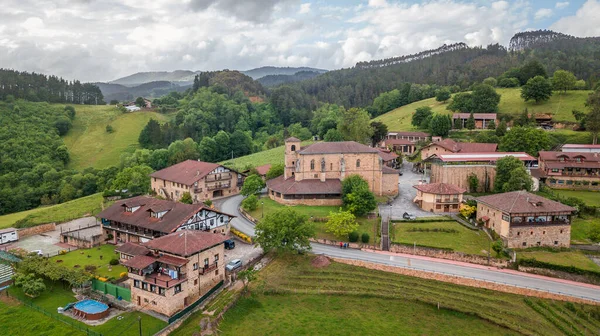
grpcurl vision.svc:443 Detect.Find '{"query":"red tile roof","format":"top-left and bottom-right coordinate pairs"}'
top-left (144, 230), bottom-right (227, 257)
top-left (255, 164), bottom-right (272, 176)
top-left (476, 191), bottom-right (575, 214)
top-left (413, 183), bottom-right (466, 195)
top-left (431, 152), bottom-right (535, 162)
top-left (426, 138), bottom-right (497, 153)
top-left (388, 131), bottom-right (430, 137)
top-left (267, 176), bottom-right (342, 195)
top-left (376, 148), bottom-right (399, 162)
top-left (452, 113), bottom-right (497, 119)
top-left (97, 196), bottom-right (234, 234)
top-left (115, 242), bottom-right (149, 257)
top-left (122, 255), bottom-right (156, 269)
top-left (382, 166), bottom-right (401, 174)
top-left (539, 151), bottom-right (600, 162)
top-left (286, 137), bottom-right (301, 142)
top-left (299, 141), bottom-right (379, 154)
top-left (150, 160), bottom-right (221, 185)
top-left (562, 144), bottom-right (600, 149)
top-left (157, 254), bottom-right (188, 267)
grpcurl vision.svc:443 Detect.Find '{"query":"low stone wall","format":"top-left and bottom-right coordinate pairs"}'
top-left (331, 257), bottom-right (599, 306)
top-left (518, 266), bottom-right (600, 286)
top-left (310, 238), bottom-right (379, 251)
top-left (239, 208), bottom-right (258, 224)
top-left (388, 243), bottom-right (508, 268)
top-left (17, 223), bottom-right (56, 238)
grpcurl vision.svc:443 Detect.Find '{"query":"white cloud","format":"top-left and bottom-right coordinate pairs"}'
top-left (551, 0), bottom-right (600, 37)
top-left (534, 8), bottom-right (553, 20)
top-left (299, 3), bottom-right (310, 14)
top-left (555, 2), bottom-right (570, 9)
top-left (368, 0), bottom-right (387, 7)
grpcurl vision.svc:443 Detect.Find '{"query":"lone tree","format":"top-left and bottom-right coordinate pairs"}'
top-left (266, 163), bottom-right (284, 180)
top-left (135, 97), bottom-right (146, 107)
top-left (342, 175), bottom-right (377, 216)
top-left (370, 121), bottom-right (388, 146)
top-left (430, 114), bottom-right (452, 137)
top-left (326, 209), bottom-right (359, 238)
top-left (237, 268), bottom-right (257, 295)
top-left (465, 112), bottom-right (476, 130)
top-left (179, 192), bottom-right (193, 204)
top-left (495, 120), bottom-right (507, 137)
top-left (241, 175), bottom-right (266, 197)
top-left (435, 89), bottom-right (451, 103)
top-left (412, 106), bottom-right (433, 128)
top-left (521, 76), bottom-right (553, 103)
top-left (585, 90), bottom-right (600, 144)
top-left (254, 208), bottom-right (315, 253)
top-left (499, 126), bottom-right (550, 156)
top-left (494, 156), bottom-right (532, 192)
top-left (552, 70), bottom-right (577, 93)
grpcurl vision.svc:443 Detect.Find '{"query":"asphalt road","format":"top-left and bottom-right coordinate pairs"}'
top-left (217, 194), bottom-right (600, 303)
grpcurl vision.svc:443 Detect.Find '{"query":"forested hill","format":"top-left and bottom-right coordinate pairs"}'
top-left (0, 69), bottom-right (104, 105)
top-left (287, 30), bottom-right (600, 109)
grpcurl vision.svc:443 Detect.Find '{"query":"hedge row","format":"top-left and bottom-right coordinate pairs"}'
top-left (518, 258), bottom-right (600, 279)
top-left (391, 242), bottom-right (454, 252)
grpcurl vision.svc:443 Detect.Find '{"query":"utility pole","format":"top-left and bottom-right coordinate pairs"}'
top-left (138, 316), bottom-right (142, 336)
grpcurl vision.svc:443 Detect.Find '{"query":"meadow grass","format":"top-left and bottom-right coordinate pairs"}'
top-left (62, 105), bottom-right (171, 170)
top-left (390, 221), bottom-right (491, 255)
top-left (517, 250), bottom-right (600, 272)
top-left (221, 141), bottom-right (313, 170)
top-left (0, 193), bottom-right (109, 229)
top-left (50, 245), bottom-right (127, 279)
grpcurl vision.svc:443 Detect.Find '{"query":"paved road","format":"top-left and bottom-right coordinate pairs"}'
top-left (218, 193), bottom-right (600, 303)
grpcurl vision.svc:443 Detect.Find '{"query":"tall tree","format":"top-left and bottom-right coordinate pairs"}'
top-left (499, 126), bottom-right (550, 156)
top-left (430, 114), bottom-right (452, 137)
top-left (552, 70), bottom-right (577, 93)
top-left (521, 76), bottom-right (553, 103)
top-left (337, 108), bottom-right (373, 144)
top-left (326, 210), bottom-right (359, 238)
top-left (494, 156), bottom-right (530, 192)
top-left (517, 59), bottom-right (547, 85)
top-left (470, 84), bottom-right (501, 113)
top-left (254, 208), bottom-right (315, 253)
top-left (585, 90), bottom-right (600, 144)
top-left (435, 89), bottom-right (451, 103)
top-left (465, 112), bottom-right (476, 130)
top-left (412, 106), bottom-right (433, 127)
top-left (370, 121), bottom-right (388, 146)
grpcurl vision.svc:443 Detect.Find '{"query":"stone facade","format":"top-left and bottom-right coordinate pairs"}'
top-left (413, 190), bottom-right (462, 213)
top-left (268, 191), bottom-right (343, 206)
top-left (430, 164), bottom-right (495, 193)
top-left (421, 143), bottom-right (455, 161)
top-left (129, 245), bottom-right (225, 317)
top-left (17, 223), bottom-right (56, 238)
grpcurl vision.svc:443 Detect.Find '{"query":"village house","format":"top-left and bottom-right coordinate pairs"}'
top-left (243, 164), bottom-right (272, 180)
top-left (425, 152), bottom-right (537, 192)
top-left (420, 138), bottom-right (498, 160)
top-left (150, 160), bottom-right (245, 203)
top-left (122, 230), bottom-right (226, 317)
top-left (536, 151), bottom-right (600, 190)
top-left (376, 148), bottom-right (400, 168)
top-left (266, 138), bottom-right (399, 206)
top-left (476, 191), bottom-right (576, 248)
top-left (380, 131), bottom-right (430, 155)
top-left (124, 98), bottom-right (152, 109)
top-left (560, 144), bottom-right (600, 153)
top-left (413, 183), bottom-right (466, 213)
top-left (115, 242), bottom-right (151, 262)
top-left (97, 196), bottom-right (235, 244)
top-left (452, 113), bottom-right (498, 129)
top-left (386, 131), bottom-right (430, 142)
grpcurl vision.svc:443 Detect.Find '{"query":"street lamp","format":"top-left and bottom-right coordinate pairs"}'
top-left (261, 201), bottom-right (264, 218)
top-left (389, 204), bottom-right (392, 221)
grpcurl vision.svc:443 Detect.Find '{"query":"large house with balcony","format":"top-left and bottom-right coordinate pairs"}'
top-left (452, 113), bottom-right (498, 129)
top-left (413, 183), bottom-right (466, 213)
top-left (379, 131), bottom-right (430, 155)
top-left (150, 160), bottom-right (245, 203)
top-left (266, 138), bottom-right (399, 206)
top-left (536, 151), bottom-right (600, 190)
top-left (122, 230), bottom-right (226, 317)
top-left (476, 191), bottom-right (576, 248)
top-left (97, 196), bottom-right (234, 244)
top-left (420, 138), bottom-right (498, 160)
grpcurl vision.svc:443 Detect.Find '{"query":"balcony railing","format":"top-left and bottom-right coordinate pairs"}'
top-left (199, 263), bottom-right (218, 275)
top-left (144, 272), bottom-right (187, 288)
top-left (511, 220), bottom-right (570, 227)
top-left (436, 198), bottom-right (460, 204)
top-left (207, 183), bottom-right (230, 191)
top-left (205, 174), bottom-right (232, 182)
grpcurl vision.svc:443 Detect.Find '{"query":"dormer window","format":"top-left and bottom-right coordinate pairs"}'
top-left (124, 205), bottom-right (141, 213)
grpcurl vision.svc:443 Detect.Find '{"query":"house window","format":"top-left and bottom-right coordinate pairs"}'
top-left (194, 279), bottom-right (198, 285)
top-left (193, 262), bottom-right (198, 270)
top-left (522, 242), bottom-right (527, 247)
top-left (560, 229), bottom-right (563, 234)
top-left (291, 145), bottom-right (296, 151)
top-left (134, 280), bottom-right (140, 288)
top-left (554, 241), bottom-right (558, 245)
top-left (330, 163), bottom-right (333, 170)
top-left (144, 298), bottom-right (149, 303)
top-left (543, 231), bottom-right (546, 235)
top-left (159, 287), bottom-right (166, 296)
top-left (436, 204), bottom-right (441, 209)
top-left (517, 232), bottom-right (520, 236)
top-left (310, 160), bottom-right (315, 170)
top-left (356, 159), bottom-right (361, 168)
top-left (204, 258), bottom-right (209, 266)
top-left (215, 269), bottom-right (219, 276)
top-left (142, 282), bottom-right (148, 290)
top-left (174, 284), bottom-right (182, 294)
top-left (150, 284), bottom-right (156, 292)
top-left (214, 254), bottom-right (219, 262)
top-left (551, 168), bottom-right (559, 173)
top-left (220, 217), bottom-right (224, 223)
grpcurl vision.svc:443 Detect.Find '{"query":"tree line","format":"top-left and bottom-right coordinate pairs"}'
top-left (0, 69), bottom-right (104, 104)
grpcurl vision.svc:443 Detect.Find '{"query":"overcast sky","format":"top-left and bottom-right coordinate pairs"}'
top-left (1, 0), bottom-right (599, 82)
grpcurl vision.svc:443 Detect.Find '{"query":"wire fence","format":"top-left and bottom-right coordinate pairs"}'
top-left (5, 290), bottom-right (103, 336)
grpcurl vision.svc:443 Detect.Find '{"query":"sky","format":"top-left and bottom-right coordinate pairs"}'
top-left (1, 0), bottom-right (599, 82)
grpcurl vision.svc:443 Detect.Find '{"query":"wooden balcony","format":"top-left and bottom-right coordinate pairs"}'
top-left (205, 174), bottom-right (232, 182)
top-left (199, 263), bottom-right (218, 275)
top-left (144, 272), bottom-right (187, 288)
top-left (435, 198), bottom-right (460, 204)
top-left (207, 183), bottom-right (230, 191)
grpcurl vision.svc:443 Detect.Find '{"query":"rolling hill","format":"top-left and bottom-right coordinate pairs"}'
top-left (243, 66), bottom-right (327, 80)
top-left (63, 105), bottom-right (171, 170)
top-left (373, 88), bottom-right (592, 131)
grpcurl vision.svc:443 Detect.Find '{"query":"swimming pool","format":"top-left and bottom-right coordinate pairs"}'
top-left (72, 299), bottom-right (109, 320)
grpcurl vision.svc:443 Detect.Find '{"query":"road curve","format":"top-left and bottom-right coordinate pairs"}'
top-left (218, 194), bottom-right (600, 303)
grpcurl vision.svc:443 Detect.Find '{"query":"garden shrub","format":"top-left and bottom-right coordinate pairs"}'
top-left (348, 231), bottom-right (359, 242)
top-left (242, 194), bottom-right (258, 211)
top-left (109, 258), bottom-right (119, 266)
top-left (361, 233), bottom-right (370, 244)
top-left (84, 265), bottom-right (97, 273)
top-left (119, 272), bottom-right (128, 278)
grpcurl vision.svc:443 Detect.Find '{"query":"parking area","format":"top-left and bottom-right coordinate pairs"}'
top-left (223, 238), bottom-right (263, 266)
top-left (380, 162), bottom-right (441, 221)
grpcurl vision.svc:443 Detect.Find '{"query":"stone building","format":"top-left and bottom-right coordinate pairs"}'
top-left (267, 138), bottom-right (399, 206)
top-left (536, 151), bottom-right (600, 190)
top-left (380, 131), bottom-right (430, 155)
top-left (150, 160), bottom-right (245, 203)
top-left (476, 191), bottom-right (575, 248)
top-left (98, 196), bottom-right (234, 244)
top-left (385, 131), bottom-right (430, 142)
top-left (413, 183), bottom-right (466, 213)
top-left (452, 113), bottom-right (498, 129)
top-left (420, 138), bottom-right (497, 160)
top-left (425, 152), bottom-right (536, 192)
top-left (122, 230), bottom-right (226, 317)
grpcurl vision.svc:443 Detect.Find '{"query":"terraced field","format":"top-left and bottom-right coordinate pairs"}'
top-left (218, 255), bottom-right (600, 336)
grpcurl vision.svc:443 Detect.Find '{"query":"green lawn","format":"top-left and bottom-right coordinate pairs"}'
top-left (0, 297), bottom-right (81, 336)
top-left (374, 88), bottom-right (591, 131)
top-left (518, 250), bottom-right (600, 272)
top-left (247, 197), bottom-right (379, 244)
top-left (571, 218), bottom-right (599, 244)
top-left (0, 193), bottom-right (110, 229)
top-left (62, 105), bottom-right (171, 170)
top-left (221, 141), bottom-right (313, 170)
top-left (551, 190), bottom-right (600, 207)
top-left (5, 279), bottom-right (166, 336)
top-left (216, 255), bottom-right (600, 336)
top-left (391, 221), bottom-right (491, 255)
top-left (50, 245), bottom-right (127, 279)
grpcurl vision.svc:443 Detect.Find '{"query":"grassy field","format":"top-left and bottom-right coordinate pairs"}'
top-left (62, 105), bottom-right (171, 170)
top-left (374, 89), bottom-right (592, 131)
top-left (50, 245), bottom-right (127, 279)
top-left (221, 141), bottom-right (313, 170)
top-left (0, 296), bottom-right (80, 336)
top-left (4, 279), bottom-right (166, 336)
top-left (246, 197), bottom-right (379, 244)
top-left (0, 193), bottom-right (110, 229)
top-left (216, 255), bottom-right (600, 335)
top-left (551, 190), bottom-right (600, 207)
top-left (390, 221), bottom-right (491, 255)
top-left (571, 218), bottom-right (599, 244)
top-left (518, 250), bottom-right (600, 272)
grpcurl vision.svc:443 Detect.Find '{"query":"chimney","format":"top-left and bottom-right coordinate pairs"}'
top-left (196, 170), bottom-right (200, 176)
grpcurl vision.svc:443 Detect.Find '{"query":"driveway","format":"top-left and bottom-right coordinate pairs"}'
top-left (380, 162), bottom-right (439, 221)
top-left (215, 195), bottom-right (257, 237)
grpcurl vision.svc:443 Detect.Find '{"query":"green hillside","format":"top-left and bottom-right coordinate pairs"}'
top-left (63, 105), bottom-right (171, 170)
top-left (222, 141), bottom-right (313, 170)
top-left (374, 88), bottom-right (592, 131)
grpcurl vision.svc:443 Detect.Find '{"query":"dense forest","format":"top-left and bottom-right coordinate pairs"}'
top-left (257, 71), bottom-right (324, 87)
top-left (0, 69), bottom-right (104, 104)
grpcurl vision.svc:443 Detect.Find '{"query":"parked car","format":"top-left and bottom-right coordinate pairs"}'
top-left (403, 212), bottom-right (416, 220)
top-left (224, 239), bottom-right (235, 250)
top-left (226, 259), bottom-right (242, 271)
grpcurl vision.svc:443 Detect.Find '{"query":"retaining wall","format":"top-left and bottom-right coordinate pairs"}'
top-left (18, 223), bottom-right (56, 238)
top-left (388, 243), bottom-right (508, 268)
